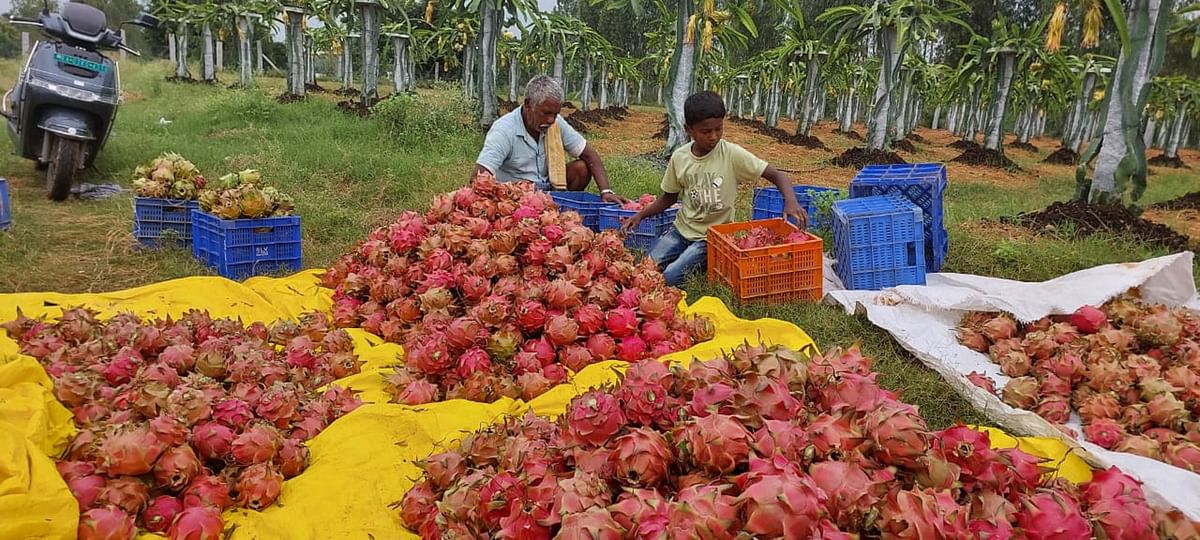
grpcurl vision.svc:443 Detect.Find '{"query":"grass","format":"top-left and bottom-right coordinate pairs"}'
top-left (1, 60), bottom-right (1197, 429)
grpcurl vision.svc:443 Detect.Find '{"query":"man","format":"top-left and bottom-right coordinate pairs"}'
top-left (472, 75), bottom-right (624, 203)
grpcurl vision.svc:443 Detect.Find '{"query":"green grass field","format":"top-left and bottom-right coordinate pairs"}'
top-left (1, 60), bottom-right (1197, 429)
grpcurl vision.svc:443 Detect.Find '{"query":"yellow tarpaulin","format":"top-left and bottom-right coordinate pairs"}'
top-left (0, 272), bottom-right (1091, 539)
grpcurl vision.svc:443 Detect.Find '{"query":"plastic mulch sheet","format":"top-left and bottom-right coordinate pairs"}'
top-left (1, 271), bottom-right (1091, 539)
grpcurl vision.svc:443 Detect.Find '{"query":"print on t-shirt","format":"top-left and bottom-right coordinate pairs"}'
top-left (686, 172), bottom-right (727, 215)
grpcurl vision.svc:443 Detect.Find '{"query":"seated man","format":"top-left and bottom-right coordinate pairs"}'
top-left (472, 75), bottom-right (624, 203)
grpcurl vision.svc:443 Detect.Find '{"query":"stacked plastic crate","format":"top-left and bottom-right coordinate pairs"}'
top-left (832, 194), bottom-right (927, 290)
top-left (848, 163), bottom-right (948, 272)
top-left (191, 210), bottom-right (302, 281)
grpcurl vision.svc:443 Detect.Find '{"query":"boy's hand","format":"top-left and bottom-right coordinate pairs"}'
top-left (620, 214), bottom-right (643, 235)
top-left (784, 200), bottom-right (809, 230)
top-left (601, 191), bottom-right (629, 204)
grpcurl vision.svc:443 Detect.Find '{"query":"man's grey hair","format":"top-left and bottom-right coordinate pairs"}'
top-left (525, 75), bottom-right (564, 106)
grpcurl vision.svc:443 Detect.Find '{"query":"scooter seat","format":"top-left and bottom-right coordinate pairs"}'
top-left (61, 3), bottom-right (107, 38)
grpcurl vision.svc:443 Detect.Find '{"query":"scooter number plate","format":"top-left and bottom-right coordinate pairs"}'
top-left (53, 53), bottom-right (108, 74)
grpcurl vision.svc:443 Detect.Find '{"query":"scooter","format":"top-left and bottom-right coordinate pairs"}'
top-left (2, 4), bottom-right (157, 200)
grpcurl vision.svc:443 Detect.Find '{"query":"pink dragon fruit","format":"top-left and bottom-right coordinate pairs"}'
top-left (558, 343), bottom-right (593, 372)
top-left (1083, 418), bottom-right (1127, 449)
top-left (575, 304), bottom-right (605, 335)
top-left (231, 424), bottom-right (283, 465)
top-left (866, 402), bottom-right (930, 468)
top-left (616, 336), bottom-right (648, 362)
top-left (152, 445), bottom-right (203, 491)
top-left (212, 398), bottom-right (255, 427)
top-left (168, 506), bottom-right (224, 540)
top-left (235, 463), bottom-right (284, 510)
top-left (605, 307), bottom-right (639, 338)
top-left (682, 414), bottom-right (753, 474)
top-left (455, 348), bottom-right (493, 379)
top-left (77, 505), bottom-right (136, 540)
top-left (395, 379), bottom-right (439, 405)
top-left (1070, 305), bottom-right (1107, 333)
top-left (610, 427), bottom-right (673, 488)
top-left (556, 507), bottom-right (625, 539)
top-left (97, 476), bottom-right (149, 515)
top-left (68, 474), bottom-right (107, 508)
top-left (545, 314), bottom-right (580, 346)
top-left (517, 371), bottom-right (553, 400)
top-left (809, 460), bottom-right (887, 529)
top-left (585, 333), bottom-right (617, 361)
top-left (99, 423), bottom-right (166, 476)
top-left (1015, 489), bottom-right (1093, 540)
top-left (564, 391), bottom-right (627, 447)
top-left (1080, 467), bottom-right (1155, 540)
top-left (966, 371), bottom-right (998, 394)
top-left (879, 489), bottom-right (971, 540)
top-left (739, 470), bottom-right (827, 537)
top-left (191, 422), bottom-right (234, 461)
top-left (141, 495), bottom-right (183, 534)
top-left (554, 470), bottom-right (612, 516)
top-left (276, 438), bottom-right (310, 478)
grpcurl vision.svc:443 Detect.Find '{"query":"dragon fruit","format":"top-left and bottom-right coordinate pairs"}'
top-left (610, 427), bottom-right (673, 488)
top-left (545, 314), bottom-right (580, 346)
top-left (866, 402), bottom-right (930, 468)
top-left (395, 378), bottom-right (439, 405)
top-left (141, 495), bottom-right (183, 534)
top-left (1133, 306), bottom-right (1183, 347)
top-left (682, 414), bottom-right (753, 474)
top-left (1001, 376), bottom-right (1040, 409)
top-left (99, 423), bottom-right (166, 476)
top-left (1035, 395), bottom-right (1072, 424)
top-left (1164, 442), bottom-right (1200, 472)
top-left (553, 469), bottom-right (611, 516)
top-left (168, 506), bottom-right (224, 540)
top-left (1071, 305), bottom-right (1107, 333)
top-left (276, 438), bottom-right (310, 478)
top-left (667, 484), bottom-right (740, 536)
top-left (1146, 393), bottom-right (1189, 429)
top-left (966, 371), bottom-right (997, 394)
top-left (605, 307), bottom-right (639, 338)
top-left (879, 489), bottom-right (970, 540)
top-left (809, 460), bottom-right (887, 529)
top-left (235, 463), bottom-right (284, 510)
top-left (68, 474), bottom-right (107, 509)
top-left (1015, 489), bottom-right (1092, 540)
top-left (585, 333), bottom-right (617, 361)
top-left (616, 336), bottom-right (648, 362)
top-left (564, 391), bottom-right (626, 447)
top-left (556, 507), bottom-right (625, 539)
top-left (740, 470), bottom-right (827, 537)
top-left (153, 445), bottom-right (203, 491)
top-left (981, 314), bottom-right (1018, 342)
top-left (1083, 418), bottom-right (1128, 449)
top-left (97, 476), bottom-right (149, 514)
top-left (1081, 467), bottom-right (1155, 540)
top-left (231, 424), bottom-right (283, 465)
top-left (77, 505), bottom-right (136, 540)
top-left (1077, 392), bottom-right (1121, 423)
top-left (191, 422), bottom-right (235, 461)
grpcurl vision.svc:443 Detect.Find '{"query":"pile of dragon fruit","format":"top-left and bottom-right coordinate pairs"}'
top-left (322, 175), bottom-right (715, 404)
top-left (1, 308), bottom-right (364, 540)
top-left (958, 294), bottom-right (1200, 473)
top-left (732, 225), bottom-right (813, 250)
top-left (619, 194), bottom-right (658, 211)
top-left (399, 343), bottom-right (1199, 538)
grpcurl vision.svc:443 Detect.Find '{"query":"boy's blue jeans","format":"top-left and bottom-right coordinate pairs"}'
top-left (648, 227), bottom-right (707, 287)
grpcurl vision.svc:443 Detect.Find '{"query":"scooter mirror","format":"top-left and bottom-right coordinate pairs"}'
top-left (126, 12), bottom-right (159, 29)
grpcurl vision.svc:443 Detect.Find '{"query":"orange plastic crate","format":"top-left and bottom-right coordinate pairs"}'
top-left (707, 218), bottom-right (824, 303)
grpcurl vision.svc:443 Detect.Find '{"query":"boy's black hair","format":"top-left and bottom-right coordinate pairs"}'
top-left (684, 91), bottom-right (726, 126)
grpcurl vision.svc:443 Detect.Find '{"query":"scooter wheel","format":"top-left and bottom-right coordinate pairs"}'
top-left (45, 136), bottom-right (82, 201)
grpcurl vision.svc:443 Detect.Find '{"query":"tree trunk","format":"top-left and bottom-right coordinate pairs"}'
top-left (392, 36), bottom-right (408, 93)
top-left (434, 60), bottom-right (440, 82)
top-left (256, 40), bottom-right (263, 73)
top-left (663, 0), bottom-right (697, 156)
top-left (599, 63), bottom-right (608, 109)
top-left (797, 56), bottom-right (820, 136)
top-left (477, 1), bottom-right (499, 128)
top-left (839, 92), bottom-right (854, 133)
top-left (553, 45), bottom-right (564, 86)
top-left (509, 53), bottom-right (519, 102)
top-left (751, 82), bottom-right (761, 120)
top-left (176, 23), bottom-right (191, 79)
top-left (306, 36), bottom-right (316, 85)
top-left (1077, 0), bottom-right (1173, 202)
top-left (168, 32), bottom-right (177, 65)
top-left (766, 76), bottom-right (781, 128)
top-left (895, 71), bottom-right (912, 138)
top-left (656, 82), bottom-right (663, 105)
top-left (342, 37), bottom-right (355, 90)
top-left (1165, 107), bottom-right (1188, 158)
top-left (238, 17), bottom-right (253, 86)
top-left (984, 52), bottom-right (1016, 151)
top-left (581, 58), bottom-right (593, 111)
top-left (284, 10), bottom-right (305, 96)
top-left (931, 104), bottom-right (942, 130)
top-left (1143, 115), bottom-right (1157, 149)
top-left (1068, 72), bottom-right (1097, 151)
top-left (638, 79), bottom-right (644, 105)
top-left (216, 39), bottom-right (224, 71)
top-left (462, 43), bottom-right (475, 99)
top-left (867, 25), bottom-right (898, 150)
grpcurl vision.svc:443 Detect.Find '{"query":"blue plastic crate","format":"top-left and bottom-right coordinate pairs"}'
top-left (133, 198), bottom-right (199, 247)
top-left (832, 195), bottom-right (927, 290)
top-left (850, 163), bottom-right (947, 272)
top-left (598, 206), bottom-right (680, 251)
top-left (0, 177), bottom-right (11, 231)
top-left (550, 191), bottom-right (618, 232)
top-left (191, 210), bottom-right (302, 281)
top-left (751, 185), bottom-right (841, 229)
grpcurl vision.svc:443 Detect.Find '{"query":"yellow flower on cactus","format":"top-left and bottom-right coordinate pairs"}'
top-left (425, 0), bottom-right (435, 24)
top-left (1092, 89), bottom-right (1105, 101)
top-left (1155, 109), bottom-right (1165, 120)
top-left (218, 29), bottom-right (226, 41)
top-left (685, 13), bottom-right (698, 45)
top-left (1045, 1), bottom-right (1067, 52)
top-left (702, 20), bottom-right (714, 52)
top-left (1082, 0), bottom-right (1102, 49)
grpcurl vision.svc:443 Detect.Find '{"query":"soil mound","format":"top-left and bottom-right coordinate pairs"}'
top-left (1002, 200), bottom-right (1191, 251)
top-left (1148, 154), bottom-right (1189, 169)
top-left (1150, 192), bottom-right (1200, 211)
top-left (1043, 147), bottom-right (1079, 165)
top-left (831, 147), bottom-right (907, 168)
top-left (951, 147), bottom-right (1019, 170)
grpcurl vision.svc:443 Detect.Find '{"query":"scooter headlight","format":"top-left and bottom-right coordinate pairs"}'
top-left (27, 76), bottom-right (118, 105)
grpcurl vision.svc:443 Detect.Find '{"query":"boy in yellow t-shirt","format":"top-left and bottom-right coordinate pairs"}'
top-left (621, 91), bottom-right (807, 286)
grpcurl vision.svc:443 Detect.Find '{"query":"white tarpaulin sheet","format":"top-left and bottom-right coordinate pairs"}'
top-left (826, 252), bottom-right (1200, 520)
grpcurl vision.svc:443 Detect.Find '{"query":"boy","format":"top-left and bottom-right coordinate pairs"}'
top-left (621, 91), bottom-right (806, 286)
